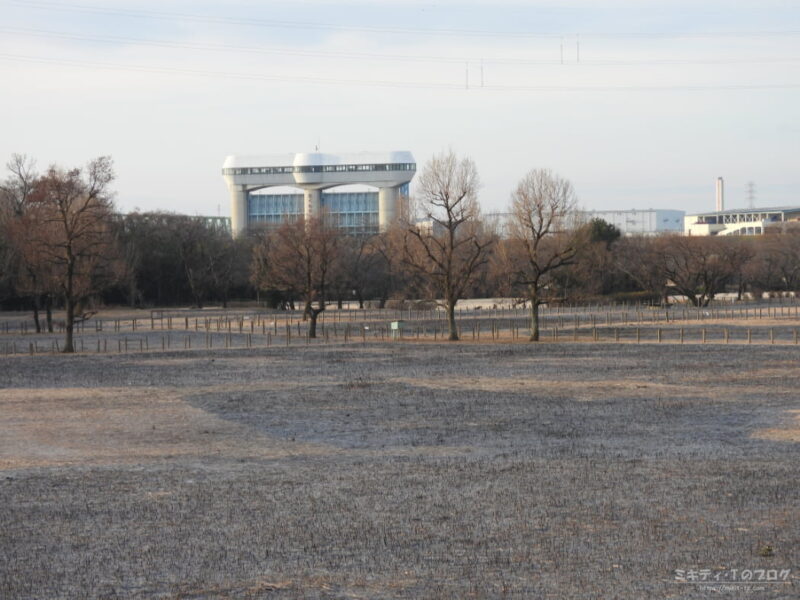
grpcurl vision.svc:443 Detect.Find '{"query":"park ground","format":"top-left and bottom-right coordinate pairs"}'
top-left (1, 310), bottom-right (799, 598)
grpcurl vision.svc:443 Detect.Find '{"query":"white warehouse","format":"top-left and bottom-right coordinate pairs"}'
top-left (485, 208), bottom-right (685, 237)
top-left (581, 209), bottom-right (685, 235)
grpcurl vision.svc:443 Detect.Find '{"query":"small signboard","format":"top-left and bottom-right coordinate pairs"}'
top-left (390, 320), bottom-right (405, 339)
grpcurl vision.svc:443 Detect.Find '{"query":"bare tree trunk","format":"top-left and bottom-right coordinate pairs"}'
top-left (527, 285), bottom-right (542, 342)
top-left (63, 296), bottom-right (75, 353)
top-left (446, 299), bottom-right (459, 341)
top-left (308, 308), bottom-right (320, 338)
top-left (529, 300), bottom-right (540, 342)
top-left (45, 297), bottom-right (53, 333)
top-left (128, 279), bottom-right (139, 308)
top-left (32, 296), bottom-right (42, 333)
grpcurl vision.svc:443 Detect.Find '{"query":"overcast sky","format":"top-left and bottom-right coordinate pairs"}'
top-left (1, 0), bottom-right (798, 216)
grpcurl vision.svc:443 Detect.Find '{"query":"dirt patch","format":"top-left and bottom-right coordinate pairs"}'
top-left (0, 386), bottom-right (338, 469)
top-left (753, 410), bottom-right (800, 442)
top-left (392, 375), bottom-right (795, 402)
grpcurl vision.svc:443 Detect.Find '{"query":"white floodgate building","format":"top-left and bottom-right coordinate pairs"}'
top-left (222, 151), bottom-right (415, 237)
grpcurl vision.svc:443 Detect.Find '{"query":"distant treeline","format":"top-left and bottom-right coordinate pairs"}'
top-left (3, 152), bottom-right (800, 345)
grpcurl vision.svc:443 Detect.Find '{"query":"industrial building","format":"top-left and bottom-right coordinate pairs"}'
top-left (114, 212), bottom-right (231, 233)
top-left (682, 176), bottom-right (800, 235)
top-left (684, 207), bottom-right (800, 236)
top-left (222, 151), bottom-right (415, 237)
top-left (581, 209), bottom-right (685, 235)
top-left (484, 208), bottom-right (684, 237)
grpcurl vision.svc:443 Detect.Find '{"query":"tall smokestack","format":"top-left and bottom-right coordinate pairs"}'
top-left (715, 177), bottom-right (724, 212)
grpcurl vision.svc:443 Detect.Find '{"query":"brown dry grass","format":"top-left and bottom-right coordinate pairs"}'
top-left (1, 342), bottom-right (798, 599)
top-left (0, 384), bottom-right (339, 469)
top-left (0, 379), bottom-right (477, 471)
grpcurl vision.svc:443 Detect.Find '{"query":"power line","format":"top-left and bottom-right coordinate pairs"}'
top-left (4, 0), bottom-right (561, 39)
top-left (1, 52), bottom-right (798, 92)
top-left (7, 0), bottom-right (800, 40)
top-left (4, 27), bottom-right (800, 68)
top-left (0, 53), bottom-right (465, 89)
top-left (485, 82), bottom-right (800, 92)
top-left (0, 27), bottom-right (468, 64)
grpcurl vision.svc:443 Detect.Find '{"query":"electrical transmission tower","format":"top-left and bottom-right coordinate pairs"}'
top-left (746, 181), bottom-right (756, 209)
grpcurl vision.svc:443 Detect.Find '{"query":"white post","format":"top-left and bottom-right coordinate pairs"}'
top-left (228, 184), bottom-right (248, 238)
top-left (378, 186), bottom-right (399, 232)
top-left (304, 188), bottom-right (321, 221)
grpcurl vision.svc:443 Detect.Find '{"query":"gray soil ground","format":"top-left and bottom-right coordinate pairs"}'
top-left (1, 341), bottom-right (798, 598)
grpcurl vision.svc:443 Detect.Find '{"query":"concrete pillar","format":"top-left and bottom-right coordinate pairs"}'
top-left (378, 186), bottom-right (400, 232)
top-left (229, 185), bottom-right (248, 238)
top-left (304, 188), bottom-right (321, 221)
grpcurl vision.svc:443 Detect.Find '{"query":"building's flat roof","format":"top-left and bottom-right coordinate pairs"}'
top-left (251, 183), bottom-right (382, 195)
top-left (584, 208), bottom-right (685, 214)
top-left (486, 209), bottom-right (683, 217)
top-left (223, 151), bottom-right (414, 169)
top-left (688, 206), bottom-right (800, 217)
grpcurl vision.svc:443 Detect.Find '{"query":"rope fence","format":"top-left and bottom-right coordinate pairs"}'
top-left (2, 321), bottom-right (799, 356)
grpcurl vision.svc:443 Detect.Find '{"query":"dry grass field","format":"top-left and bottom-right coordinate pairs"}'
top-left (1, 328), bottom-right (799, 597)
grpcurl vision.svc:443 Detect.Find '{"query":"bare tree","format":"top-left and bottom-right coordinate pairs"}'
top-left (0, 197), bottom-right (17, 302)
top-left (0, 154), bottom-right (58, 331)
top-left (250, 217), bottom-right (340, 338)
top-left (336, 234), bottom-right (388, 309)
top-left (112, 212), bottom-right (244, 307)
top-left (8, 211), bottom-right (58, 331)
top-left (767, 233), bottom-right (800, 293)
top-left (501, 168), bottom-right (581, 341)
top-left (657, 235), bottom-right (753, 307)
top-left (250, 231), bottom-right (298, 310)
top-left (745, 231), bottom-right (800, 297)
top-left (0, 154), bottom-right (38, 217)
top-left (24, 157), bottom-right (118, 352)
top-left (371, 223), bottom-right (409, 308)
top-left (403, 150), bottom-right (493, 341)
top-left (172, 216), bottom-right (239, 308)
top-left (613, 235), bottom-right (670, 304)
